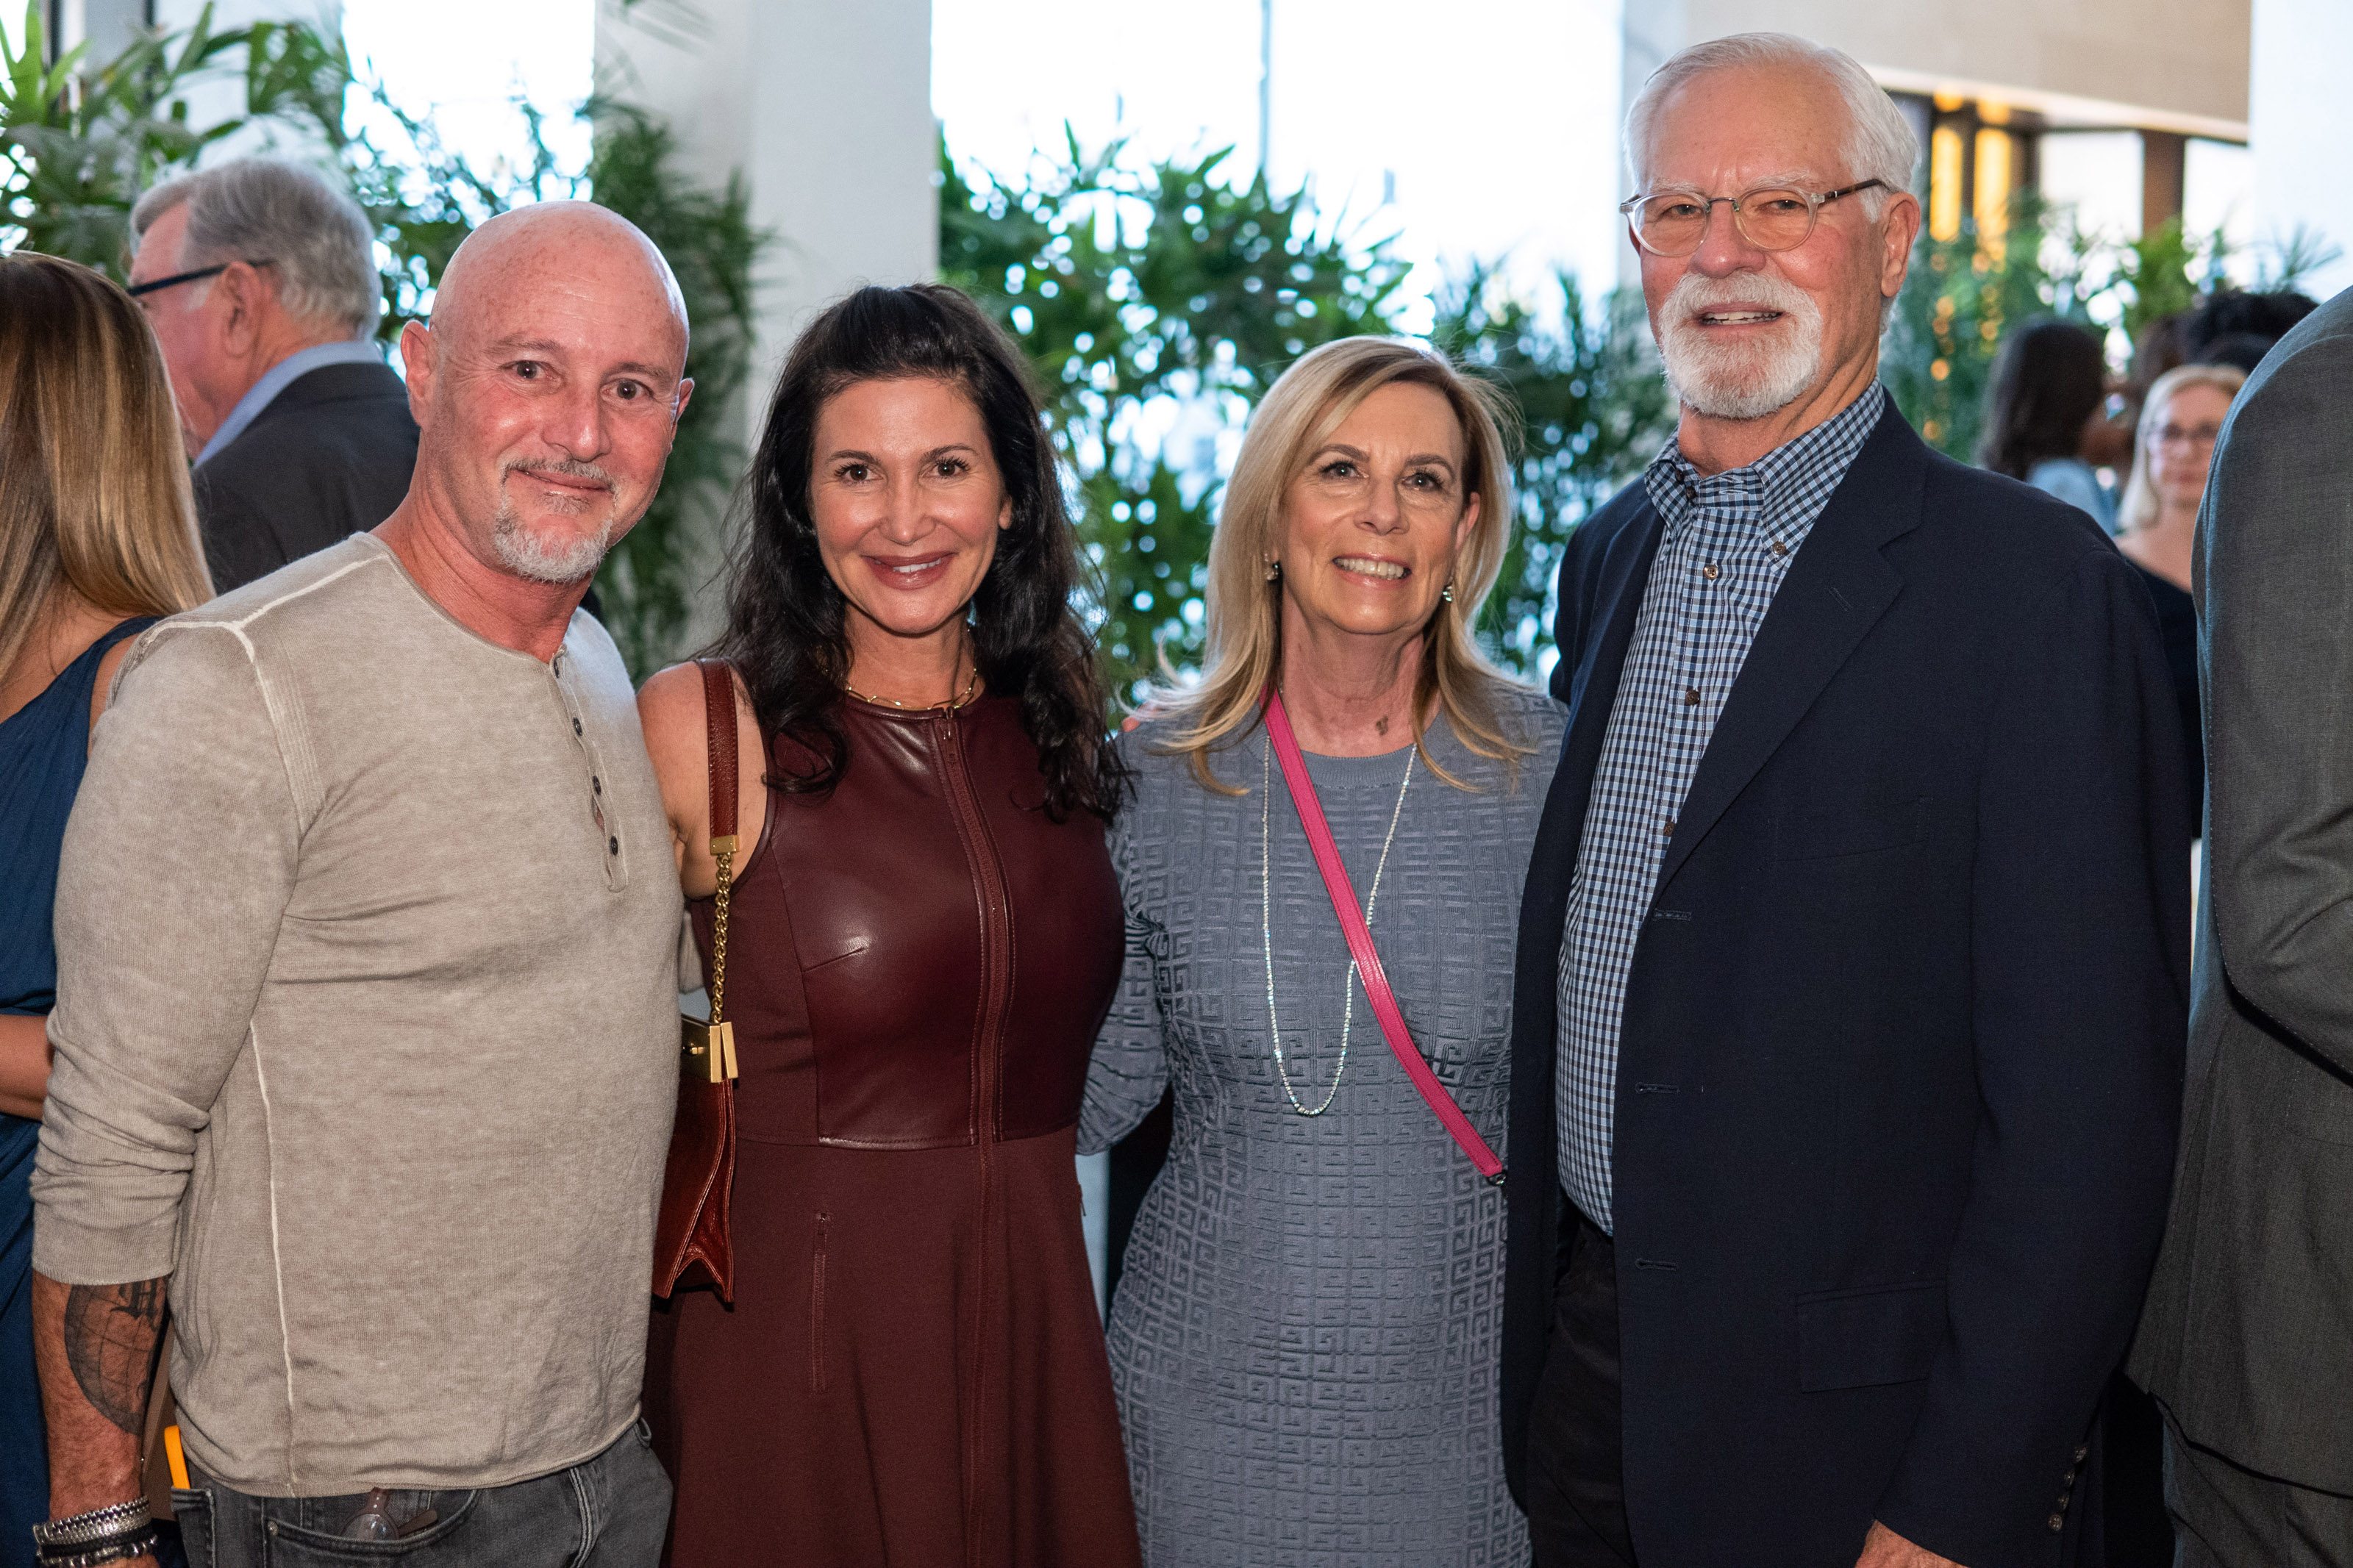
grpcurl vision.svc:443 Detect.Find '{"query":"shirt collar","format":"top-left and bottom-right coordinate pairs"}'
top-left (1643, 382), bottom-right (1887, 535)
top-left (194, 339), bottom-right (388, 469)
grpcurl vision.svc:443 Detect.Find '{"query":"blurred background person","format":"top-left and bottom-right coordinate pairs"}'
top-left (1979, 317), bottom-right (2128, 531)
top-left (0, 252), bottom-right (212, 1568)
top-left (127, 157), bottom-right (416, 593)
top-left (2179, 288), bottom-right (2319, 376)
top-left (640, 284), bottom-right (1140, 1568)
top-left (1079, 337), bottom-right (1560, 1568)
top-left (2118, 363), bottom-right (2244, 836)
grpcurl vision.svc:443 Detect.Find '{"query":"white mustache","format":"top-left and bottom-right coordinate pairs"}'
top-left (1663, 271), bottom-right (1816, 323)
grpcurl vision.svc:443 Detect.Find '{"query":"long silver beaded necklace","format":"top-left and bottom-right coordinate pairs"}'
top-left (1261, 732), bottom-right (1416, 1116)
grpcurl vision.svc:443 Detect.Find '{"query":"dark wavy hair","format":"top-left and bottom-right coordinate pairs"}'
top-left (1977, 318), bottom-right (2108, 480)
top-left (710, 282), bottom-right (1125, 820)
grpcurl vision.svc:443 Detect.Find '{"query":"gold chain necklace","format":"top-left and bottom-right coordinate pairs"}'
top-left (841, 662), bottom-right (982, 712)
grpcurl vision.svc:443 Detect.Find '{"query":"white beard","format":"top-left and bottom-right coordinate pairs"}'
top-left (1654, 271), bottom-right (1827, 420)
top-left (492, 501), bottom-right (613, 584)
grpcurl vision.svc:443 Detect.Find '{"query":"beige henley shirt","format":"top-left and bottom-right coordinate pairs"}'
top-left (32, 534), bottom-right (683, 1496)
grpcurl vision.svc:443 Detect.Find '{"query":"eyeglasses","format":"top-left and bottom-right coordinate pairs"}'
top-left (2150, 422), bottom-right (2224, 448)
top-left (126, 259), bottom-right (274, 298)
top-left (1618, 180), bottom-right (1888, 257)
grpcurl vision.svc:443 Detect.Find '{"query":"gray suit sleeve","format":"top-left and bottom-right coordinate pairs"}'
top-left (31, 628), bottom-right (302, 1283)
top-left (2202, 326), bottom-right (2353, 1075)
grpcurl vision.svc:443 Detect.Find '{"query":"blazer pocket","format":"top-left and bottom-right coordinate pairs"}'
top-left (1796, 1279), bottom-right (1946, 1392)
top-left (1771, 797), bottom-right (1927, 862)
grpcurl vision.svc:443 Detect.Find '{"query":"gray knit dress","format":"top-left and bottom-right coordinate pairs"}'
top-left (1079, 685), bottom-right (1565, 1568)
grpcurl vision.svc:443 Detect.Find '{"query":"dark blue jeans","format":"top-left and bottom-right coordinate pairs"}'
top-left (172, 1422), bottom-right (670, 1568)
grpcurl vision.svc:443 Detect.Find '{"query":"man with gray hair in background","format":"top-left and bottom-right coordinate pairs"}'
top-left (30, 202), bottom-right (692, 1568)
top-left (1501, 31), bottom-right (2188, 1568)
top-left (129, 157), bottom-right (418, 591)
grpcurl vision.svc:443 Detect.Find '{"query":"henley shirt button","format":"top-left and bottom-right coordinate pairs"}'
top-left (609, 837), bottom-right (620, 856)
top-left (593, 777), bottom-right (603, 795)
top-left (573, 717), bottom-right (583, 736)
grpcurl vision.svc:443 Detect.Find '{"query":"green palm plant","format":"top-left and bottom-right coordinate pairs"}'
top-left (943, 133), bottom-right (1410, 701)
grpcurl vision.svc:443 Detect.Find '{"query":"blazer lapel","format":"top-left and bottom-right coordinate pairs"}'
top-left (1652, 411), bottom-right (1929, 892)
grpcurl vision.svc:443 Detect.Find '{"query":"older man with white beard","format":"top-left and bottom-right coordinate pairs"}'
top-left (1497, 32), bottom-right (2190, 1568)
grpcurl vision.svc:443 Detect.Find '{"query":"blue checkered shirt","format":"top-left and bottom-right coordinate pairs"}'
top-left (1556, 385), bottom-right (1887, 1232)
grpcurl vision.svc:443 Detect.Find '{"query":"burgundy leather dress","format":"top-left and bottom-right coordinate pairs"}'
top-left (645, 693), bottom-right (1140, 1568)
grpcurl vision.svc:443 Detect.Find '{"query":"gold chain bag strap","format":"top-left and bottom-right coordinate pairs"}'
top-left (652, 659), bottom-right (743, 1300)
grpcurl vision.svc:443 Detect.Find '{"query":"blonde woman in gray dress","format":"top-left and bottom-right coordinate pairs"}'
top-left (1081, 337), bottom-right (1563, 1567)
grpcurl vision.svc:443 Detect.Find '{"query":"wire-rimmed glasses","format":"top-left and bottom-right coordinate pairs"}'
top-left (1618, 179), bottom-right (1887, 257)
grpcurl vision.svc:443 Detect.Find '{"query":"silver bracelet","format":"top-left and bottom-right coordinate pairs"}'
top-left (30, 1500), bottom-right (151, 1548)
top-left (35, 1524), bottom-right (161, 1568)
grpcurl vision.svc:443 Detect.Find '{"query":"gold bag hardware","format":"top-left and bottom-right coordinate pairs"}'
top-left (681, 831), bottom-right (739, 1083)
top-left (682, 1016), bottom-right (738, 1084)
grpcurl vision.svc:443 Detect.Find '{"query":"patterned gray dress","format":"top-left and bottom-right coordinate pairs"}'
top-left (1079, 686), bottom-right (1565, 1568)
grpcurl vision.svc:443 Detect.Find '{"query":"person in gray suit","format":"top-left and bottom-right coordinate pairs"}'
top-left (2132, 283), bottom-right (2353, 1564)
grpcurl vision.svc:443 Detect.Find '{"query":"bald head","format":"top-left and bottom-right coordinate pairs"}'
top-left (394, 200), bottom-right (695, 591)
top-left (433, 201), bottom-right (687, 359)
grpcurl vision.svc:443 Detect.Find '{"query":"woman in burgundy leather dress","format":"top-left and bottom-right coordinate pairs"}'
top-left (637, 284), bottom-right (1138, 1567)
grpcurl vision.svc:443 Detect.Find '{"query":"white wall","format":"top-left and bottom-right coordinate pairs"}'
top-left (2247, 0), bottom-right (2353, 299)
top-left (597, 0), bottom-right (937, 427)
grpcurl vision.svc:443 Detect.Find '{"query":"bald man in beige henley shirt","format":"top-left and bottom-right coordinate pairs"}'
top-left (32, 204), bottom-right (696, 1567)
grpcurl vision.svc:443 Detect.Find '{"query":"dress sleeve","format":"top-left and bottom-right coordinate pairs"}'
top-left (1077, 793), bottom-right (1169, 1154)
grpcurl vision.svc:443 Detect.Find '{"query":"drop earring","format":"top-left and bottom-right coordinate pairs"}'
top-left (1441, 579), bottom-right (1456, 604)
top-left (1265, 559), bottom-right (1282, 582)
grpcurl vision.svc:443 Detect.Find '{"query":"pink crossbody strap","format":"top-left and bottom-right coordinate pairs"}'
top-left (1263, 687), bottom-right (1506, 1186)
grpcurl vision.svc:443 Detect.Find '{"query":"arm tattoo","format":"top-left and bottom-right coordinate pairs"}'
top-left (61, 1281), bottom-right (166, 1435)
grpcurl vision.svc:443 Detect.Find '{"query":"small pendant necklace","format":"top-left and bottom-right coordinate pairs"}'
top-left (1261, 732), bottom-right (1415, 1117)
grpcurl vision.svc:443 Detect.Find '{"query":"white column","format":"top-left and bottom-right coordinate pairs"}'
top-left (2247, 0), bottom-right (2353, 298)
top-left (596, 0), bottom-right (938, 428)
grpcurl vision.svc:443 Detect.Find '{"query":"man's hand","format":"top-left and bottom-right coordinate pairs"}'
top-left (32, 1271), bottom-right (167, 1519)
top-left (1856, 1521), bottom-right (1965, 1568)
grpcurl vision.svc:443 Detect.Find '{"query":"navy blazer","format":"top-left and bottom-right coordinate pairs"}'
top-left (193, 360), bottom-right (419, 593)
top-left (1499, 409), bottom-right (2190, 1568)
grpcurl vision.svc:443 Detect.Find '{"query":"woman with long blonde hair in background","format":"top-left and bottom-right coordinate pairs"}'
top-left (1079, 337), bottom-right (1564, 1567)
top-left (0, 253), bottom-right (213, 1567)
top-left (2118, 360), bottom-right (2245, 832)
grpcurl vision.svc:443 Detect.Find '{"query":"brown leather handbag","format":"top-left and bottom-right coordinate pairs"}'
top-left (652, 659), bottom-right (742, 1300)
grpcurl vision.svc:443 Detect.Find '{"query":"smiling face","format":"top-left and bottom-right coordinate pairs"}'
top-left (1637, 62), bottom-right (1915, 423)
top-left (401, 205), bottom-right (691, 586)
top-left (810, 376), bottom-right (1012, 651)
top-left (1275, 380), bottom-right (1479, 651)
top-left (2144, 382), bottom-right (2232, 515)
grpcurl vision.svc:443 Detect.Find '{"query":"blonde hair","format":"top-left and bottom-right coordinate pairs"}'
top-left (0, 253), bottom-right (213, 681)
top-left (1152, 336), bottom-right (1528, 793)
top-left (2118, 362), bottom-right (2246, 535)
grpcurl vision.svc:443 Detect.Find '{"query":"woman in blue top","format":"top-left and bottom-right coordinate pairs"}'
top-left (1977, 317), bottom-right (2129, 533)
top-left (0, 253), bottom-right (213, 1567)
